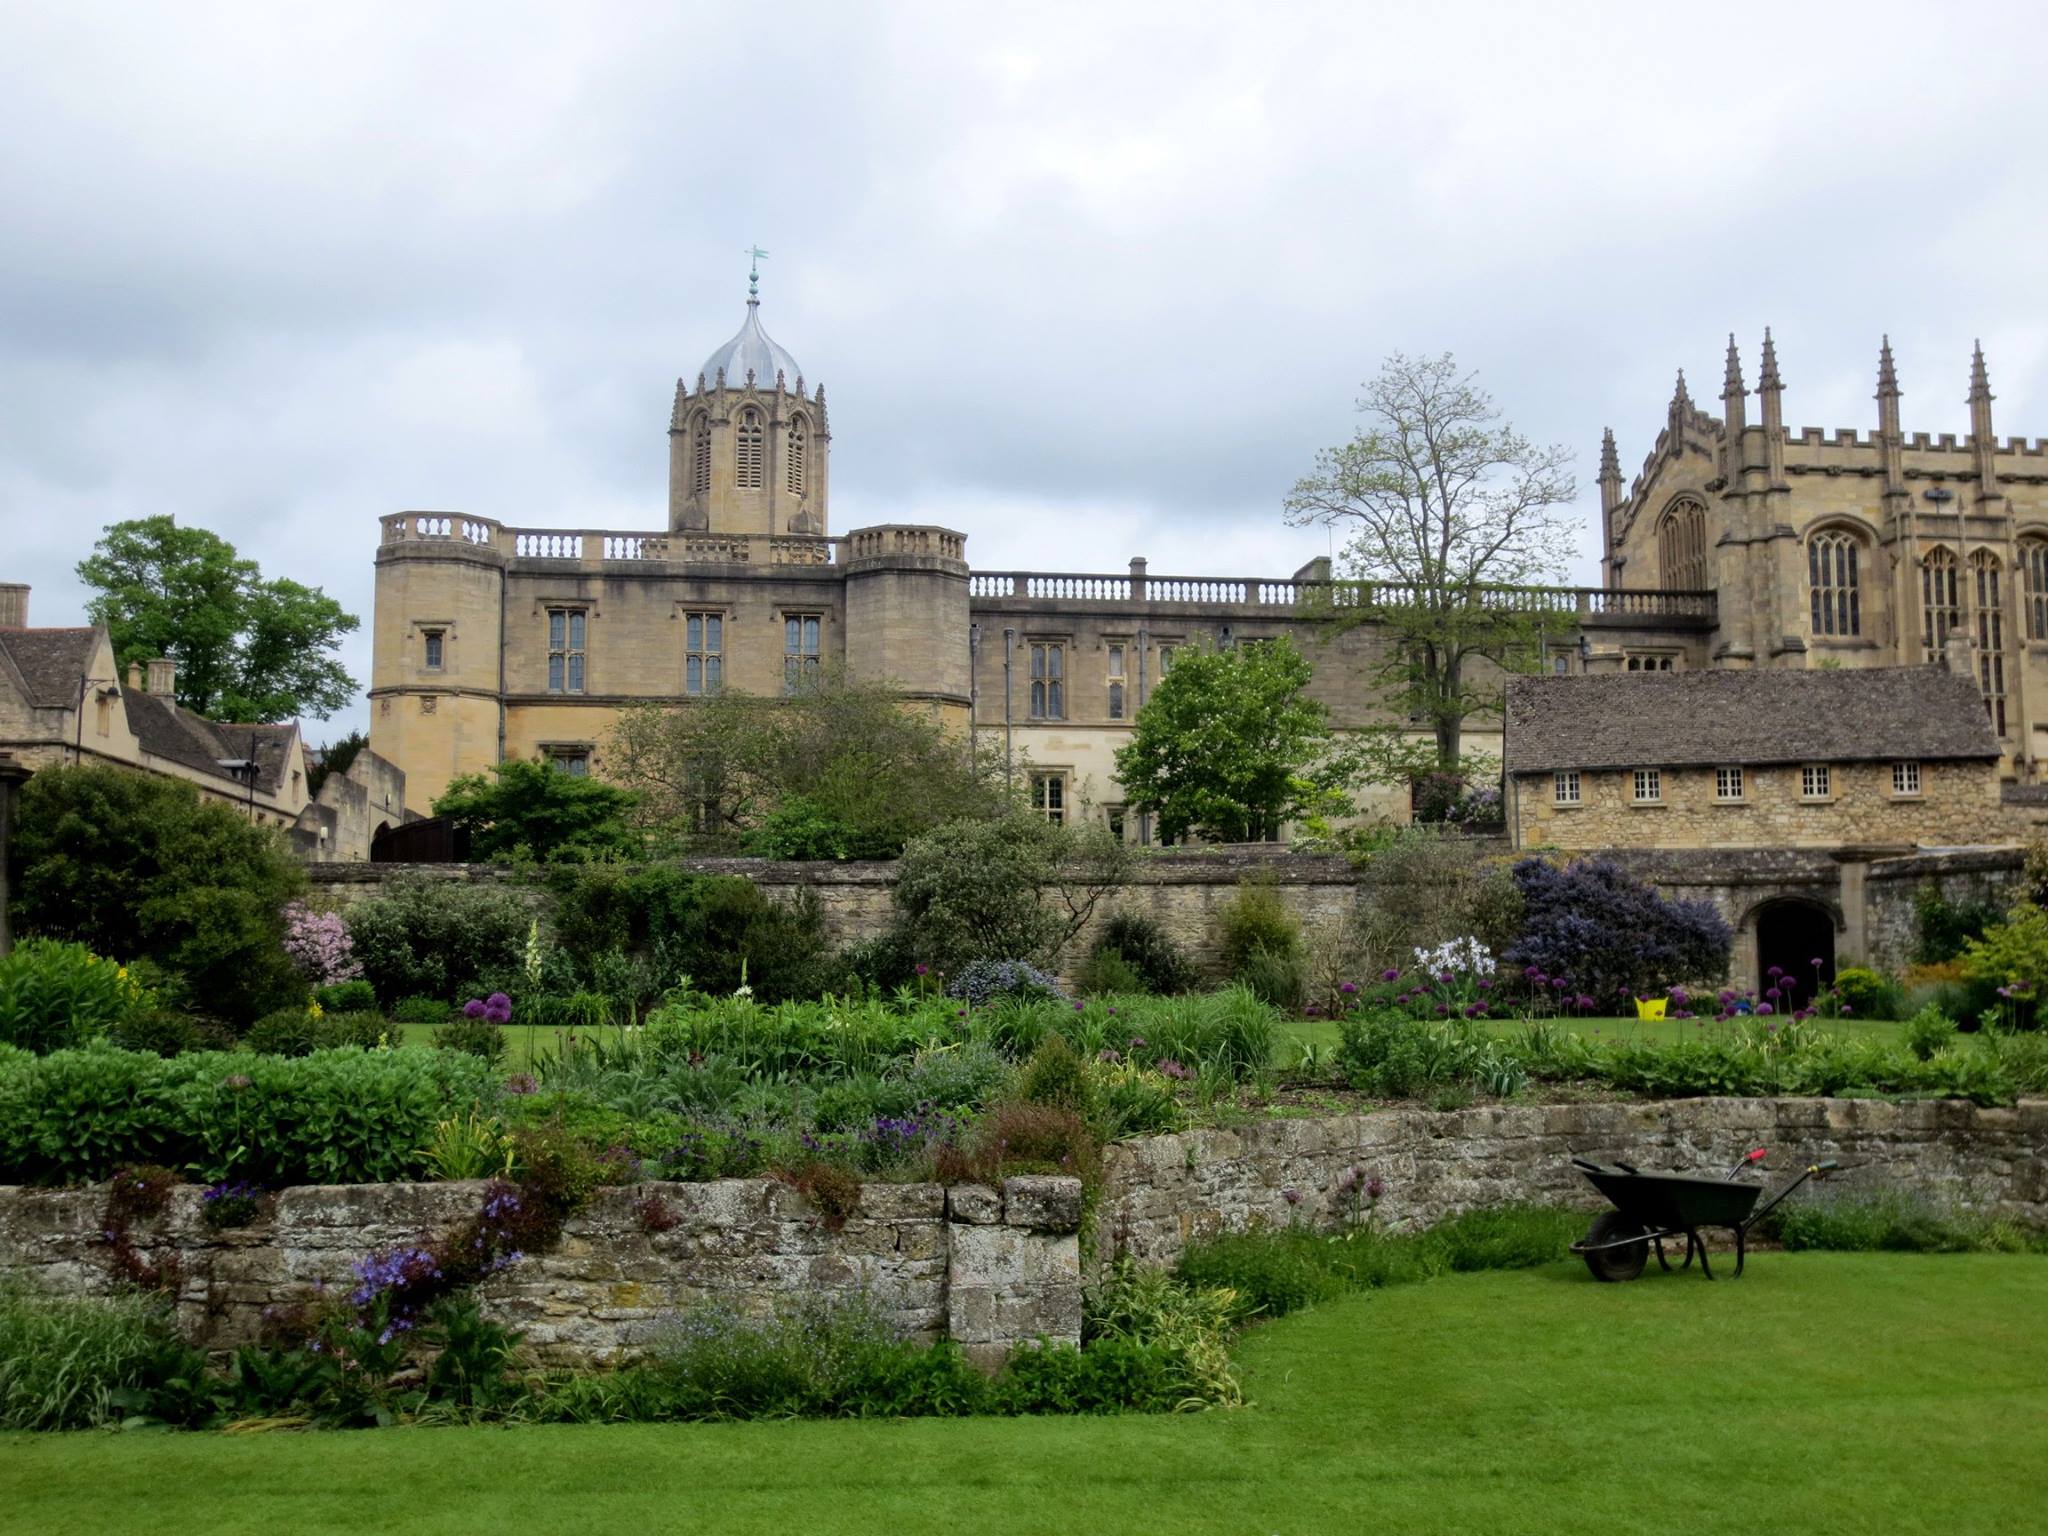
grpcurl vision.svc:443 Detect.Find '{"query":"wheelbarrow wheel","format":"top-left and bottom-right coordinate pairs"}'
top-left (1581, 1211), bottom-right (1650, 1283)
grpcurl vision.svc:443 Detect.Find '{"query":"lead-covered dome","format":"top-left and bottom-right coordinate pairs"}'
top-left (700, 299), bottom-right (802, 389)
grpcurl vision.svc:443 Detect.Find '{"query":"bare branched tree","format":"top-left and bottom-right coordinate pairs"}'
top-left (1285, 351), bottom-right (1578, 769)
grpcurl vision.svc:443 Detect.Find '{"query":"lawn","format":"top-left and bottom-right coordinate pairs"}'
top-left (7, 1254), bottom-right (2043, 1535)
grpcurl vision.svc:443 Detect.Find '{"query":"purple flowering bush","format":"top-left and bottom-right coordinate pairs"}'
top-left (281, 902), bottom-right (363, 986)
top-left (1501, 857), bottom-right (1731, 1002)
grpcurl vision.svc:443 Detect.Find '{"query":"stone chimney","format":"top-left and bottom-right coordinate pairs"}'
top-left (126, 661), bottom-right (143, 691)
top-left (145, 658), bottom-right (178, 696)
top-left (0, 584), bottom-right (26, 628)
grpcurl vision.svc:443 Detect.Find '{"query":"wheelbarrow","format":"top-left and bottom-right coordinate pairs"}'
top-left (1569, 1150), bottom-right (1838, 1281)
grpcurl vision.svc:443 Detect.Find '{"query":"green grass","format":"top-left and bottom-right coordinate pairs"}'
top-left (6, 1254), bottom-right (2043, 1534)
top-left (1282, 1010), bottom-right (1911, 1063)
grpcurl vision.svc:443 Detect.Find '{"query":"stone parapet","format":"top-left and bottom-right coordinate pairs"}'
top-left (0, 1177), bottom-right (1083, 1370)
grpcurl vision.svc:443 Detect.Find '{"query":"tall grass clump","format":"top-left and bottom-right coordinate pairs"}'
top-left (0, 1282), bottom-right (187, 1430)
top-left (1761, 1188), bottom-right (2047, 1254)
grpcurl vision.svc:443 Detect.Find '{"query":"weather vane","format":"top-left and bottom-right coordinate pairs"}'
top-left (745, 245), bottom-right (769, 300)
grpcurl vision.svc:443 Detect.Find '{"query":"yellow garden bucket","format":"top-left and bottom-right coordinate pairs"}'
top-left (1634, 997), bottom-right (1668, 1021)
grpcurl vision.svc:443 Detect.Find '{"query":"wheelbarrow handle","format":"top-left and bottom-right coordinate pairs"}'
top-left (1745, 1160), bottom-right (1839, 1228)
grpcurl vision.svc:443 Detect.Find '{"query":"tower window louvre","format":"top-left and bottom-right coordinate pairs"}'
top-left (737, 409), bottom-right (764, 489)
top-left (690, 412), bottom-right (711, 497)
top-left (786, 417), bottom-right (807, 496)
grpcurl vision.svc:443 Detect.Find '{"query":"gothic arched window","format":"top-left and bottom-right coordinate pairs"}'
top-left (1807, 530), bottom-right (1862, 637)
top-left (690, 412), bottom-right (711, 497)
top-left (786, 415), bottom-right (808, 497)
top-left (1657, 498), bottom-right (1708, 590)
top-left (2021, 539), bottom-right (2048, 641)
top-left (1921, 547), bottom-right (1960, 661)
top-left (736, 409), bottom-right (764, 489)
top-left (1972, 549), bottom-right (2007, 734)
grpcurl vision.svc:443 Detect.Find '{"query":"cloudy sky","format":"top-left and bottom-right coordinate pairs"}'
top-left (6, 1), bottom-right (2047, 740)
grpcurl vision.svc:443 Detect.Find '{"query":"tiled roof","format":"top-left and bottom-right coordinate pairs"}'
top-left (123, 692), bottom-right (297, 793)
top-left (0, 628), bottom-right (101, 709)
top-left (1504, 665), bottom-right (2001, 775)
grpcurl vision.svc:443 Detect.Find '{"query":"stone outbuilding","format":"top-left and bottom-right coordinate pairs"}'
top-left (1503, 665), bottom-right (2008, 853)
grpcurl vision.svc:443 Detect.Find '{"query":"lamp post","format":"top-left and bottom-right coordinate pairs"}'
top-left (0, 752), bottom-right (32, 958)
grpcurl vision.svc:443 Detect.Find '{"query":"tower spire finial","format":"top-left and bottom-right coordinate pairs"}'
top-left (1877, 334), bottom-right (1899, 397)
top-left (1721, 333), bottom-right (1745, 400)
top-left (1599, 426), bottom-right (1620, 480)
top-left (1970, 338), bottom-right (1992, 403)
top-left (744, 244), bottom-right (770, 304)
top-left (1758, 327), bottom-right (1781, 391)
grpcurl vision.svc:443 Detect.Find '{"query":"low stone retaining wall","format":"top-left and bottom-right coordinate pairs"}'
top-left (0, 1176), bottom-right (1083, 1370)
top-left (1097, 1096), bottom-right (2048, 1273)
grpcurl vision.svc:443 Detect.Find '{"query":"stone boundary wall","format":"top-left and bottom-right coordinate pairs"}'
top-left (1097, 1096), bottom-right (2048, 1275)
top-left (0, 1175), bottom-right (1082, 1370)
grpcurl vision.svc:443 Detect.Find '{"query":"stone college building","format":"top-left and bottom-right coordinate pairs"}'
top-left (367, 288), bottom-right (2039, 853)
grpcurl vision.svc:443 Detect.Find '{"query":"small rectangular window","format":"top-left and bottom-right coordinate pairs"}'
top-left (547, 608), bottom-right (587, 695)
top-left (1029, 642), bottom-right (1065, 720)
top-left (1715, 766), bottom-right (1745, 801)
top-left (1032, 772), bottom-right (1065, 825)
top-left (1801, 764), bottom-right (1831, 800)
top-left (1107, 643), bottom-right (1125, 678)
top-left (1108, 680), bottom-right (1125, 720)
top-left (1105, 805), bottom-right (1126, 842)
top-left (1157, 644), bottom-right (1175, 676)
top-left (1553, 771), bottom-right (1580, 805)
top-left (1633, 768), bottom-right (1661, 803)
top-left (783, 613), bottom-right (822, 694)
top-left (685, 612), bottom-right (724, 696)
top-left (550, 750), bottom-right (590, 778)
top-left (1893, 760), bottom-right (1922, 796)
top-left (422, 629), bottom-right (445, 670)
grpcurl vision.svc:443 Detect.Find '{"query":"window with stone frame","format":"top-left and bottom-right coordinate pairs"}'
top-left (1800, 763), bottom-right (1831, 800)
top-left (736, 408), bottom-right (764, 489)
top-left (1553, 770), bottom-right (1580, 805)
top-left (549, 747), bottom-right (591, 777)
top-left (1029, 640), bottom-right (1065, 719)
top-left (422, 628), bottom-right (445, 670)
top-left (547, 607), bottom-right (587, 694)
top-left (1032, 771), bottom-right (1066, 825)
top-left (1973, 549), bottom-right (2007, 734)
top-left (1921, 548), bottom-right (1960, 661)
top-left (786, 416), bottom-right (808, 496)
top-left (1632, 768), bottom-right (1661, 803)
top-left (1625, 654), bottom-right (1675, 672)
top-left (2023, 540), bottom-right (2048, 641)
top-left (1657, 497), bottom-right (1708, 590)
top-left (1107, 640), bottom-right (1126, 720)
top-left (690, 411), bottom-right (712, 497)
top-left (783, 613), bottom-right (821, 694)
top-left (1105, 805), bottom-right (1127, 842)
top-left (684, 612), bottom-right (723, 696)
top-left (1893, 760), bottom-right (1922, 797)
top-left (1807, 531), bottom-right (1863, 637)
top-left (1715, 766), bottom-right (1745, 801)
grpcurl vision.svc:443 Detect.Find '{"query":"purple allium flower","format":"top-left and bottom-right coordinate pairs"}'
top-left (1365, 1174), bottom-right (1385, 1201)
top-left (1381, 969), bottom-right (1400, 983)
top-left (1552, 977), bottom-right (1568, 990)
top-left (1476, 978), bottom-right (1492, 991)
top-left (1524, 966), bottom-right (1543, 981)
top-left (914, 963), bottom-right (930, 976)
top-left (1768, 966), bottom-right (1784, 979)
top-left (1575, 995), bottom-right (1595, 1010)
top-left (1341, 981), bottom-right (1360, 995)
top-left (1072, 1000), bottom-right (1085, 1012)
top-left (1810, 957), bottom-right (1823, 968)
top-left (463, 999), bottom-right (488, 1019)
top-left (1670, 987), bottom-right (1689, 1006)
top-left (1840, 1004), bottom-right (1854, 1015)
top-left (1281, 1187), bottom-right (1303, 1206)
top-left (504, 1072), bottom-right (538, 1095)
top-left (1756, 1003), bottom-right (1774, 1017)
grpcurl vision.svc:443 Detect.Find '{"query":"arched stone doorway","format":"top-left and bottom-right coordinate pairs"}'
top-left (1753, 898), bottom-right (1836, 1011)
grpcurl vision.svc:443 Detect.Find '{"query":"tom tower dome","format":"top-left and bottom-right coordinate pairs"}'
top-left (667, 270), bottom-right (830, 539)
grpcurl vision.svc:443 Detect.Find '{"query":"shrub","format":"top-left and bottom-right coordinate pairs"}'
top-left (9, 764), bottom-right (306, 1025)
top-left (1502, 856), bottom-right (1731, 1003)
top-left (1093, 1063), bottom-right (1185, 1138)
top-left (1335, 1009), bottom-right (1526, 1099)
top-left (243, 1008), bottom-right (386, 1057)
top-left (939, 1100), bottom-right (1097, 1186)
top-left (108, 1009), bottom-right (236, 1059)
top-left (892, 816), bottom-right (1066, 970)
top-left (547, 864), bottom-right (707, 972)
top-left (1074, 945), bottom-right (1145, 998)
top-left (344, 878), bottom-right (533, 1010)
top-left (314, 979), bottom-right (378, 1014)
top-left (0, 939), bottom-right (147, 1054)
top-left (1093, 911), bottom-right (1198, 995)
top-left (435, 1016), bottom-right (509, 1064)
top-left (1016, 1035), bottom-right (1097, 1119)
top-left (1217, 877), bottom-right (1301, 978)
top-left (433, 757), bottom-right (640, 863)
top-left (0, 1282), bottom-right (204, 1430)
top-left (1234, 943), bottom-right (1305, 1010)
top-left (1961, 903), bottom-right (2048, 1021)
top-left (947, 959), bottom-right (1066, 1007)
top-left (281, 902), bottom-right (363, 987)
top-left (391, 995), bottom-right (453, 1024)
top-left (1915, 883), bottom-right (2006, 965)
top-left (1830, 966), bottom-right (1901, 1020)
top-left (1904, 1004), bottom-right (1956, 1062)
top-left (0, 1045), bottom-right (499, 1185)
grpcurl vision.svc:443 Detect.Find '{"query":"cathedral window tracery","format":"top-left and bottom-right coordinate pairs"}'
top-left (786, 416), bottom-right (808, 496)
top-left (1807, 531), bottom-right (1862, 638)
top-left (2022, 539), bottom-right (2048, 641)
top-left (1921, 548), bottom-right (1960, 662)
top-left (1657, 498), bottom-right (1708, 590)
top-left (1972, 549), bottom-right (2007, 734)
